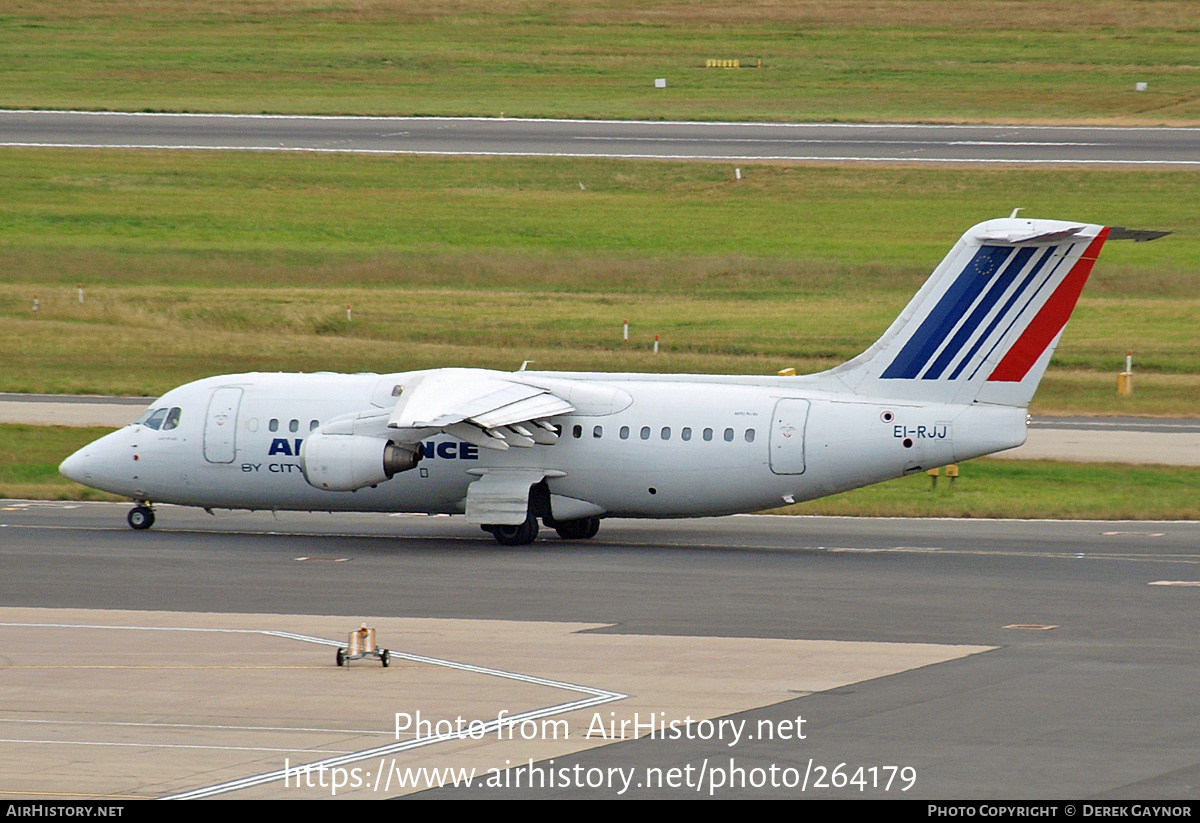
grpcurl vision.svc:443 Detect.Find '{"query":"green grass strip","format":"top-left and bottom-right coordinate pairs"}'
top-left (2, 2), bottom-right (1198, 124)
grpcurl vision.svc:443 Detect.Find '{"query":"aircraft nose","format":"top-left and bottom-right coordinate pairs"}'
top-left (59, 447), bottom-right (91, 484)
top-left (59, 428), bottom-right (142, 496)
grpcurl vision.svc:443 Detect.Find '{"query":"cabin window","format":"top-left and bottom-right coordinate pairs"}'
top-left (161, 407), bottom-right (182, 431)
top-left (661, 426), bottom-right (671, 440)
top-left (640, 426), bottom-right (651, 440)
top-left (269, 418), bottom-right (279, 432)
top-left (289, 419), bottom-right (299, 433)
top-left (142, 408), bottom-right (168, 430)
top-left (246, 418), bottom-right (259, 432)
top-left (703, 427), bottom-right (714, 441)
top-left (309, 419), bottom-right (320, 431)
top-left (724, 427), bottom-right (735, 442)
top-left (681, 427), bottom-right (692, 441)
top-left (572, 425), bottom-right (582, 438)
top-left (620, 426), bottom-right (630, 440)
top-left (593, 425), bottom-right (603, 439)
top-left (744, 428), bottom-right (756, 443)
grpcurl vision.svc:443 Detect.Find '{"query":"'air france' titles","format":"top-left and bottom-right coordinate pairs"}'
top-left (266, 438), bottom-right (479, 459)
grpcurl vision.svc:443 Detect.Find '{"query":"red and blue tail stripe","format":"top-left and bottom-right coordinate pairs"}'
top-left (824, 218), bottom-right (1117, 410)
top-left (879, 228), bottom-right (1108, 384)
top-left (987, 228), bottom-right (1110, 382)
top-left (923, 245), bottom-right (1038, 380)
top-left (956, 244), bottom-right (1063, 381)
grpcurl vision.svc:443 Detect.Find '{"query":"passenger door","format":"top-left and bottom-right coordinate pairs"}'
top-left (203, 387), bottom-right (243, 464)
top-left (769, 399), bottom-right (810, 475)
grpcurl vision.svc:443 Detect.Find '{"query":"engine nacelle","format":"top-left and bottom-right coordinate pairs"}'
top-left (300, 432), bottom-right (420, 492)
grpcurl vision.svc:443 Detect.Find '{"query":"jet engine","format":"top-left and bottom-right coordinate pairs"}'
top-left (300, 432), bottom-right (420, 492)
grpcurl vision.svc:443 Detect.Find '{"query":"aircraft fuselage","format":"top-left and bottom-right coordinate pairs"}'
top-left (62, 371), bottom-right (1026, 519)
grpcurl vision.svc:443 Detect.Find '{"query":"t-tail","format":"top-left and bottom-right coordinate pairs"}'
top-left (822, 217), bottom-right (1114, 409)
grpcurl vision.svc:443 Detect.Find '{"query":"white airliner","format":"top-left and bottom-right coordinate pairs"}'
top-left (59, 217), bottom-right (1151, 544)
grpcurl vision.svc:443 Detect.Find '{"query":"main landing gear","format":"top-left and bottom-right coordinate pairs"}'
top-left (127, 502), bottom-right (155, 530)
top-left (482, 514), bottom-right (601, 546)
top-left (553, 515), bottom-right (600, 540)
top-left (483, 514), bottom-right (540, 546)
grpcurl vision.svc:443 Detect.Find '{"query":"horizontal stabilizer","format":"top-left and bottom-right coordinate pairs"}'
top-left (1107, 227), bottom-right (1171, 242)
top-left (974, 225), bottom-right (1084, 245)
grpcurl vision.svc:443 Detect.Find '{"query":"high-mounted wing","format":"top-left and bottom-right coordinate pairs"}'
top-left (387, 368), bottom-right (575, 450)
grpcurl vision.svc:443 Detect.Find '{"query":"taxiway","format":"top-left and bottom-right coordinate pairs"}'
top-left (1, 502), bottom-right (1197, 798)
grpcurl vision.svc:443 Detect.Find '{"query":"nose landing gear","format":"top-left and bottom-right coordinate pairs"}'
top-left (127, 503), bottom-right (155, 530)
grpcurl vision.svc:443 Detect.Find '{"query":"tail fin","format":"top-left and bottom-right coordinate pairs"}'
top-left (824, 217), bottom-right (1109, 408)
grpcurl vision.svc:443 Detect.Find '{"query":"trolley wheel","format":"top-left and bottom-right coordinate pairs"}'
top-left (381, 649), bottom-right (391, 667)
top-left (336, 648), bottom-right (346, 667)
top-left (127, 506), bottom-right (155, 530)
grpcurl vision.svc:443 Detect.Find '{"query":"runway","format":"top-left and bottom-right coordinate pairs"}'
top-left (2, 501), bottom-right (1198, 798)
top-left (3, 110), bottom-right (1199, 165)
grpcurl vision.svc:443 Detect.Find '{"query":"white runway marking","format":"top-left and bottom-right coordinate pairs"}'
top-left (578, 136), bottom-right (1104, 147)
top-left (2, 142), bottom-right (1198, 166)
top-left (5, 110), bottom-right (1200, 133)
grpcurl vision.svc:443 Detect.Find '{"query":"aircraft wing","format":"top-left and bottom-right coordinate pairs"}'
top-left (387, 368), bottom-right (574, 450)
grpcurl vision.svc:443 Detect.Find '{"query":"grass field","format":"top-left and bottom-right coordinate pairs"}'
top-left (1, 1), bottom-right (1197, 124)
top-left (1, 149), bottom-right (1196, 413)
top-left (7, 425), bottom-right (1197, 519)
top-left (783, 459), bottom-right (1200, 520)
top-left (2, 2), bottom-right (1195, 521)
top-left (0, 425), bottom-right (122, 500)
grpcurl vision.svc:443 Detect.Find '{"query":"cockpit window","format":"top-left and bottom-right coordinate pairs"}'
top-left (142, 408), bottom-right (168, 430)
top-left (161, 407), bottom-right (182, 431)
top-left (133, 408), bottom-right (155, 425)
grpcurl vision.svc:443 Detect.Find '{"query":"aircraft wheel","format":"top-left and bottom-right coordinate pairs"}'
top-left (336, 648), bottom-right (346, 667)
top-left (127, 506), bottom-right (155, 530)
top-left (488, 516), bottom-right (539, 546)
top-left (583, 516), bottom-right (600, 539)
top-left (554, 516), bottom-right (600, 540)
